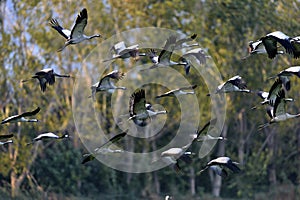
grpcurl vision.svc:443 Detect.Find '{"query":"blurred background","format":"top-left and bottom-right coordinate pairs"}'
top-left (0, 0), bottom-right (300, 199)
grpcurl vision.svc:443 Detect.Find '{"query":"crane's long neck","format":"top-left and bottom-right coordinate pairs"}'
top-left (54, 73), bottom-right (70, 78)
top-left (287, 113), bottom-right (300, 119)
top-left (86, 34), bottom-right (101, 40)
top-left (115, 86), bottom-right (126, 90)
top-left (181, 91), bottom-right (194, 95)
top-left (27, 119), bottom-right (38, 122)
top-left (148, 110), bottom-right (167, 117)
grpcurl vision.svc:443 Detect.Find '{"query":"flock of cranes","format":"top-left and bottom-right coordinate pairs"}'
top-left (1, 6), bottom-right (300, 198)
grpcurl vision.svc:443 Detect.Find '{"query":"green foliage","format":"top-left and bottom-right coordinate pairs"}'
top-left (1, 0), bottom-right (300, 199)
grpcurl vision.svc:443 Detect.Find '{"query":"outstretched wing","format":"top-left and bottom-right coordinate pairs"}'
top-left (273, 89), bottom-right (286, 117)
top-left (49, 18), bottom-right (71, 39)
top-left (224, 161), bottom-right (241, 173)
top-left (178, 84), bottom-right (197, 91)
top-left (0, 134), bottom-right (14, 139)
top-left (262, 31), bottom-right (293, 59)
top-left (70, 8), bottom-right (88, 39)
top-left (81, 153), bottom-right (95, 164)
top-left (19, 107), bottom-right (41, 117)
top-left (175, 33), bottom-right (197, 48)
top-left (290, 37), bottom-right (300, 59)
top-left (267, 78), bottom-right (282, 106)
top-left (158, 35), bottom-right (177, 64)
top-left (97, 70), bottom-right (125, 88)
top-left (227, 76), bottom-right (247, 89)
top-left (129, 89), bottom-right (147, 117)
top-left (196, 118), bottom-right (217, 139)
top-left (95, 131), bottom-right (127, 150)
top-left (261, 36), bottom-right (278, 59)
top-left (182, 48), bottom-right (207, 65)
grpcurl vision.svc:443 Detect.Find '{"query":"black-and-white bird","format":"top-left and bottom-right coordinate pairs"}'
top-left (1, 107), bottom-right (40, 124)
top-left (290, 36), bottom-right (300, 58)
top-left (165, 195), bottom-right (174, 200)
top-left (243, 40), bottom-right (284, 59)
top-left (155, 85), bottom-right (197, 98)
top-left (174, 33), bottom-right (198, 49)
top-left (49, 8), bottom-right (101, 51)
top-left (129, 89), bottom-right (166, 126)
top-left (148, 49), bottom-right (159, 64)
top-left (199, 156), bottom-right (241, 177)
top-left (27, 132), bottom-right (69, 145)
top-left (90, 70), bottom-right (126, 100)
top-left (260, 31), bottom-right (294, 59)
top-left (209, 75), bottom-right (251, 95)
top-left (103, 41), bottom-right (146, 62)
top-left (142, 35), bottom-right (190, 73)
top-left (191, 118), bottom-right (226, 141)
top-left (82, 131), bottom-right (127, 164)
top-left (160, 145), bottom-right (193, 173)
top-left (0, 134), bottom-right (14, 139)
top-left (256, 90), bottom-right (269, 103)
top-left (270, 66), bottom-right (300, 91)
top-left (181, 47), bottom-right (209, 65)
top-left (22, 68), bottom-right (71, 92)
top-left (259, 89), bottom-right (300, 130)
top-left (266, 78), bottom-right (285, 106)
top-left (251, 90), bottom-right (271, 110)
top-left (0, 140), bottom-right (13, 146)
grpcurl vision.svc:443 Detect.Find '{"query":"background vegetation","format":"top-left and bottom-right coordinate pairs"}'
top-left (0, 0), bottom-right (300, 199)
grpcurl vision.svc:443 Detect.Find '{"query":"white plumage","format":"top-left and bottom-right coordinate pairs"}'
top-left (49, 8), bottom-right (101, 51)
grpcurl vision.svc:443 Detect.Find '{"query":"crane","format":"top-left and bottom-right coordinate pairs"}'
top-left (49, 8), bottom-right (101, 51)
top-left (103, 41), bottom-right (146, 62)
top-left (22, 68), bottom-right (71, 92)
top-left (269, 66), bottom-right (300, 91)
top-left (208, 75), bottom-right (251, 95)
top-left (198, 156), bottom-right (241, 177)
top-left (27, 132), bottom-right (69, 145)
top-left (1, 107), bottom-right (40, 124)
top-left (160, 144), bottom-right (193, 173)
top-left (259, 89), bottom-right (300, 130)
top-left (82, 131), bottom-right (127, 164)
top-left (260, 31), bottom-right (294, 59)
top-left (155, 85), bottom-right (197, 98)
top-left (90, 70), bottom-right (126, 100)
top-left (129, 89), bottom-right (166, 126)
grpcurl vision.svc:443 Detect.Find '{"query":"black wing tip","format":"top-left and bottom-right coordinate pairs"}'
top-left (191, 33), bottom-right (197, 39)
top-left (0, 134), bottom-right (14, 139)
top-left (81, 8), bottom-right (88, 15)
top-left (132, 89), bottom-right (145, 99)
top-left (34, 107), bottom-right (41, 114)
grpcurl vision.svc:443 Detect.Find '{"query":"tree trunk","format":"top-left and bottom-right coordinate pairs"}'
top-left (211, 123), bottom-right (228, 197)
top-left (189, 166), bottom-right (196, 196)
top-left (267, 129), bottom-right (277, 186)
top-left (297, 128), bottom-right (300, 185)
